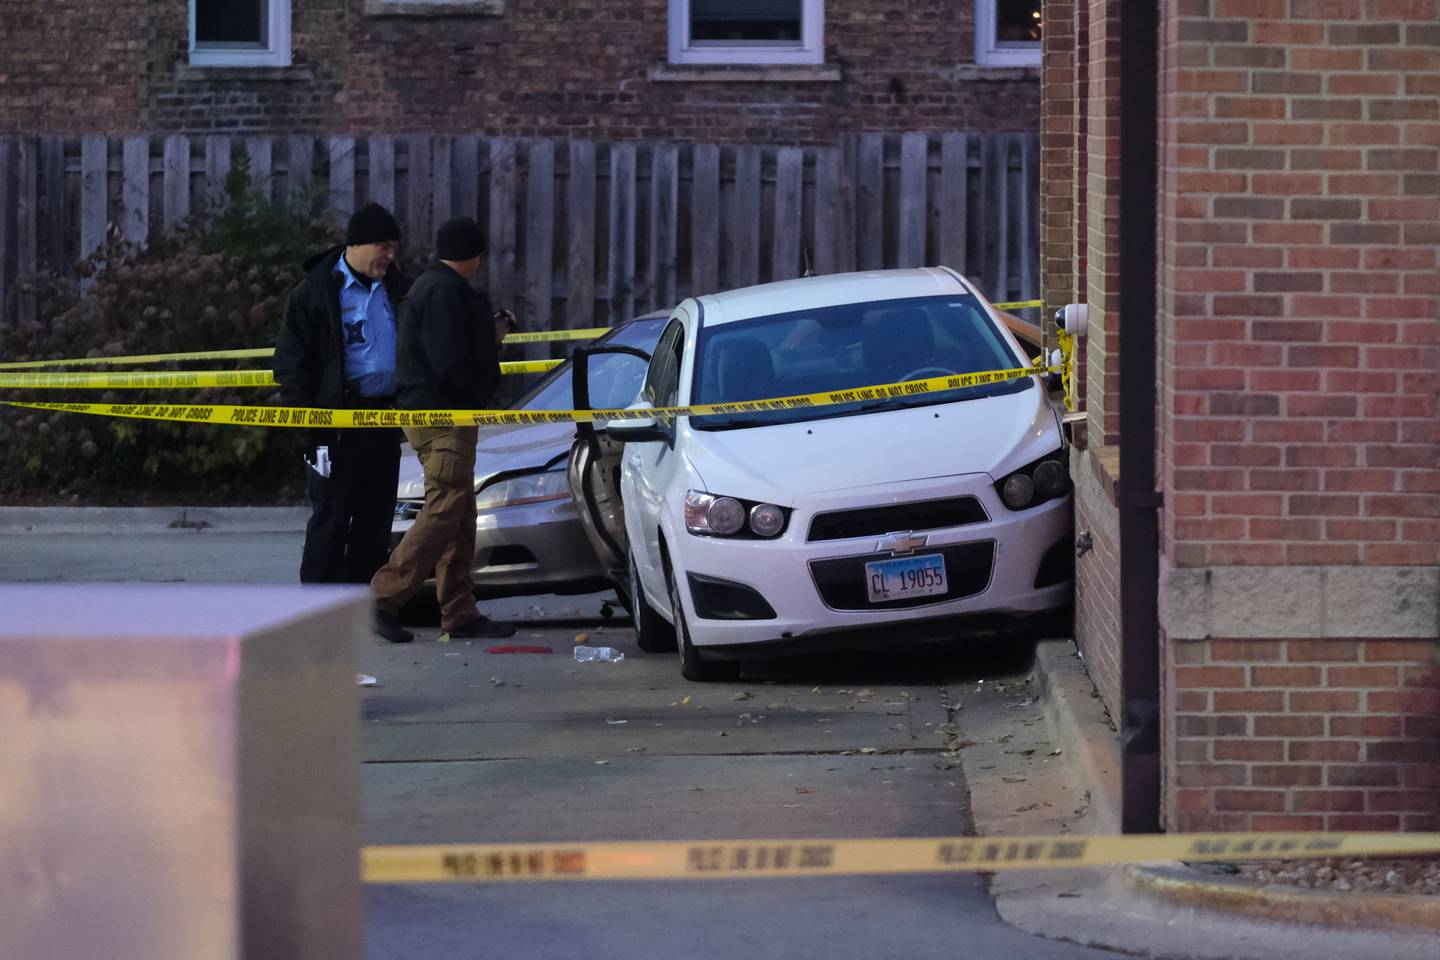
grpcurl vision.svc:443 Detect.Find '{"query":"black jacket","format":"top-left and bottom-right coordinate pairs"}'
top-left (272, 245), bottom-right (411, 409)
top-left (395, 262), bottom-right (502, 411)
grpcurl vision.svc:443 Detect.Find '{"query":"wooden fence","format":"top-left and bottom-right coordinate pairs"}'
top-left (0, 131), bottom-right (1039, 338)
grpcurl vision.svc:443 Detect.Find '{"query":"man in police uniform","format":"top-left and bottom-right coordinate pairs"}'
top-left (274, 203), bottom-right (411, 604)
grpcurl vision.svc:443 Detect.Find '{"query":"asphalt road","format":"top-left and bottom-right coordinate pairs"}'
top-left (5, 528), bottom-right (1134, 959)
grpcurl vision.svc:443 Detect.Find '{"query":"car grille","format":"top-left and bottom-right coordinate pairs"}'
top-left (809, 541), bottom-right (995, 611)
top-left (807, 496), bottom-right (988, 542)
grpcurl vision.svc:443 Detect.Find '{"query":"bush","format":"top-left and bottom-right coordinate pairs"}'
top-left (0, 150), bottom-right (342, 504)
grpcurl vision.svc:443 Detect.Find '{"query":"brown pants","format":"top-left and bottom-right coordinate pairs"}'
top-left (371, 426), bottom-right (480, 630)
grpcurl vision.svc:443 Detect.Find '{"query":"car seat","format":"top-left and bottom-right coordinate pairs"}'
top-left (862, 306), bottom-right (938, 383)
top-left (707, 335), bottom-right (777, 403)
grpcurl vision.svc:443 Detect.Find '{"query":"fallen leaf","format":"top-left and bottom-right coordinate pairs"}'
top-left (860, 747), bottom-right (878, 754)
top-left (731, 691), bottom-right (754, 702)
top-left (594, 760), bottom-right (609, 765)
top-left (574, 633), bottom-right (590, 644)
top-left (1049, 748), bottom-right (1063, 756)
top-left (768, 702), bottom-right (786, 710)
top-left (627, 746), bottom-right (647, 753)
top-left (811, 686), bottom-right (823, 694)
top-left (680, 695), bottom-right (691, 705)
top-left (795, 787), bottom-right (815, 794)
top-left (1002, 776), bottom-right (1028, 783)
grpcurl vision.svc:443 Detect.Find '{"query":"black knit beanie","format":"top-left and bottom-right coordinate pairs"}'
top-left (345, 203), bottom-right (400, 246)
top-left (435, 217), bottom-right (485, 261)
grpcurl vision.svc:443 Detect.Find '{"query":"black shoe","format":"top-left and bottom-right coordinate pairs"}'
top-left (440, 614), bottom-right (517, 641)
top-left (374, 609), bottom-right (414, 644)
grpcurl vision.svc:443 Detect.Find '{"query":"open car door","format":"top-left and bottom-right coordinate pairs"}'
top-left (565, 342), bottom-right (652, 611)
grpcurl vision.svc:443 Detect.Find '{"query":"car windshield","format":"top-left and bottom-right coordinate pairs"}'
top-left (514, 317), bottom-right (667, 411)
top-left (689, 294), bottom-right (1033, 430)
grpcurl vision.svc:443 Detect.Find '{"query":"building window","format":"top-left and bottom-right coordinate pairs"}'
top-left (976, 0), bottom-right (1041, 67)
top-left (669, 0), bottom-right (825, 66)
top-left (189, 0), bottom-right (291, 67)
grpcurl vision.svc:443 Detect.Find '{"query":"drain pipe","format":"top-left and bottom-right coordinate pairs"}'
top-left (1117, 0), bottom-right (1162, 833)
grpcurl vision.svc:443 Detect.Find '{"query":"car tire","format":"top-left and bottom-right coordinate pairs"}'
top-left (629, 550), bottom-right (676, 653)
top-left (666, 560), bottom-right (740, 683)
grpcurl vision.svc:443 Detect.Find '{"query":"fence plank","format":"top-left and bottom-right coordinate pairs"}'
top-left (40, 136), bottom-right (65, 271)
top-left (15, 137), bottom-right (37, 324)
top-left (690, 143), bottom-right (720, 298)
top-left (247, 136), bottom-right (273, 206)
top-left (979, 134), bottom-right (1003, 297)
top-left (994, 136), bottom-right (1012, 300)
top-left (938, 132), bottom-right (968, 275)
top-left (898, 132), bottom-right (928, 268)
top-left (729, 145), bottom-right (761, 289)
top-left (488, 138), bottom-right (519, 312)
top-left (565, 139), bottom-right (596, 331)
top-left (648, 143), bottom-right (678, 311)
top-left (328, 136), bottom-right (356, 223)
top-left (607, 142), bottom-right (637, 324)
top-left (0, 139), bottom-right (12, 330)
top-left (122, 136), bottom-right (150, 248)
top-left (162, 135), bottom-right (190, 234)
top-left (523, 138), bottom-right (555, 345)
top-left (453, 135), bottom-right (480, 220)
top-left (772, 147), bottom-right (804, 281)
top-left (204, 135), bottom-right (231, 211)
top-left (286, 135), bottom-right (314, 214)
top-left (855, 133), bottom-right (884, 271)
top-left (1017, 133), bottom-right (1036, 303)
top-left (80, 136), bottom-right (108, 260)
top-left (406, 134), bottom-right (433, 247)
top-left (837, 134), bottom-right (858, 273)
top-left (812, 147), bottom-right (839, 277)
top-left (368, 136), bottom-right (395, 210)
top-left (431, 135), bottom-right (453, 234)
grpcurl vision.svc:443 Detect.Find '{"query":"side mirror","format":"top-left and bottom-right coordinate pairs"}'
top-left (606, 400), bottom-right (671, 444)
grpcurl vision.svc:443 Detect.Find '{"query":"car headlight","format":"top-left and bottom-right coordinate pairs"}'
top-left (993, 450), bottom-right (1070, 511)
top-left (685, 490), bottom-right (789, 538)
top-left (474, 468), bottom-right (570, 511)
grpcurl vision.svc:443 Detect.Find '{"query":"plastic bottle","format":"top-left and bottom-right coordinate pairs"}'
top-left (574, 645), bottom-right (625, 663)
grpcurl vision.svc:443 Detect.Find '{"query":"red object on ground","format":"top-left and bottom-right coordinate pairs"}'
top-left (485, 645), bottom-right (554, 654)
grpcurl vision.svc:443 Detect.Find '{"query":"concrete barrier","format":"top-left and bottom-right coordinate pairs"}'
top-left (0, 583), bottom-right (369, 960)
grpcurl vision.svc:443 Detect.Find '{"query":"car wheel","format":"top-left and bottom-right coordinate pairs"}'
top-left (666, 561), bottom-right (740, 683)
top-left (629, 550), bottom-right (676, 653)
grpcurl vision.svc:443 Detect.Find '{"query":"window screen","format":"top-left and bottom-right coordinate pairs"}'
top-left (196, 0), bottom-right (264, 45)
top-left (690, 0), bottom-right (802, 43)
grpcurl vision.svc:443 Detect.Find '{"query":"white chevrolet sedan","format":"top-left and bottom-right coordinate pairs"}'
top-left (578, 268), bottom-right (1073, 681)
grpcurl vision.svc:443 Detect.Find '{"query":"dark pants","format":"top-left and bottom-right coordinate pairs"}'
top-left (300, 428), bottom-right (402, 585)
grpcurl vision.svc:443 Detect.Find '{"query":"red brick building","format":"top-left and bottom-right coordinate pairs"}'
top-left (0, 1), bottom-right (1041, 142)
top-left (1044, 0), bottom-right (1439, 832)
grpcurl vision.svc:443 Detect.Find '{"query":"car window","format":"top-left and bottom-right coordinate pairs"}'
top-left (643, 318), bottom-right (685, 408)
top-left (689, 294), bottom-right (1033, 430)
top-left (515, 317), bottom-right (667, 411)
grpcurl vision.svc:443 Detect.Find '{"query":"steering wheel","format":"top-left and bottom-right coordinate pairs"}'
top-left (898, 366), bottom-right (960, 382)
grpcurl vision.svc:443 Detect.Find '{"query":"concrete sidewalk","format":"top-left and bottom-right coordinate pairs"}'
top-left (979, 640), bottom-right (1440, 960)
top-left (0, 505), bottom-right (308, 532)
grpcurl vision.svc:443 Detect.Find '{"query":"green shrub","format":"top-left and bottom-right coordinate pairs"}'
top-left (0, 150), bottom-right (342, 504)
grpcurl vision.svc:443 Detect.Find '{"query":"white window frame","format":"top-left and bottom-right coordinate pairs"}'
top-left (189, 0), bottom-right (292, 68)
top-left (668, 0), bottom-right (824, 66)
top-left (975, 0), bottom-right (1041, 67)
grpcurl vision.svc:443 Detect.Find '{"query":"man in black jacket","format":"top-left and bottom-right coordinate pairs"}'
top-left (273, 203), bottom-right (410, 594)
top-left (370, 217), bottom-right (517, 642)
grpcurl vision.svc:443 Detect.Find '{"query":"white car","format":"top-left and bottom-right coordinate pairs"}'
top-left (576, 268), bottom-right (1073, 681)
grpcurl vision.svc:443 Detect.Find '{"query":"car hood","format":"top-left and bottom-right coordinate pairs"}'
top-left (396, 421), bottom-right (576, 498)
top-left (681, 389), bottom-right (1061, 503)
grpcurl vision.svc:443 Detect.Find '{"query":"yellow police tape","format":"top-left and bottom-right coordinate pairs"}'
top-left (0, 327), bottom-right (612, 371)
top-left (361, 831), bottom-right (1440, 883)
top-left (2, 365), bottom-right (1055, 428)
top-left (991, 299), bottom-right (1044, 311)
top-left (0, 359), bottom-right (563, 390)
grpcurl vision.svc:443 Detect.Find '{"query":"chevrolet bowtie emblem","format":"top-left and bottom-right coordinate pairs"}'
top-left (878, 532), bottom-right (928, 555)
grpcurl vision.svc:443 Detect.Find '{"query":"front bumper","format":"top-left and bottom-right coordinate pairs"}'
top-left (667, 473), bottom-right (1073, 651)
top-left (390, 496), bottom-right (608, 597)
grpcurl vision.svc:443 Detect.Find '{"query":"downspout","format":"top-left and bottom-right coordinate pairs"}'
top-left (1117, 0), bottom-right (1162, 833)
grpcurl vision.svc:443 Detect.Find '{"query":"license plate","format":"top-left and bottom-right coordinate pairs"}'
top-left (865, 554), bottom-right (947, 603)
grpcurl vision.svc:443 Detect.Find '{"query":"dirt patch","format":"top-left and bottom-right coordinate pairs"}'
top-left (1207, 859), bottom-right (1440, 896)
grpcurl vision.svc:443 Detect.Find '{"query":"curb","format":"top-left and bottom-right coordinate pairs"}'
top-left (0, 506), bottom-right (309, 533)
top-left (1033, 638), bottom-right (1122, 834)
top-left (1124, 862), bottom-right (1440, 934)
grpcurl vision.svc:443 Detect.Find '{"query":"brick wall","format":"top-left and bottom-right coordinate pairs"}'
top-left (1083, 0), bottom-right (1123, 446)
top-left (1040, 0), bottom-right (1077, 323)
top-left (1, 1), bottom-right (1041, 141)
top-left (1170, 638), bottom-right (1440, 832)
top-left (1153, 0), bottom-right (1440, 828)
